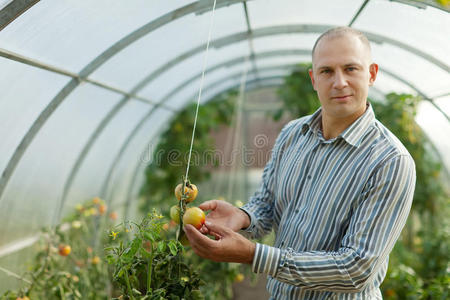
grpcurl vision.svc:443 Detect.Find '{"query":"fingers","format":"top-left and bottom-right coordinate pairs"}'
top-left (184, 224), bottom-right (220, 260)
top-left (204, 221), bottom-right (232, 236)
top-left (198, 200), bottom-right (219, 211)
top-left (183, 224), bottom-right (215, 249)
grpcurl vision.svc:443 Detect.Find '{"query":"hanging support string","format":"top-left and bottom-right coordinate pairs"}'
top-left (185, 0), bottom-right (218, 181)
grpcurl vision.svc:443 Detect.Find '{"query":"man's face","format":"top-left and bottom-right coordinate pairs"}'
top-left (309, 34), bottom-right (378, 121)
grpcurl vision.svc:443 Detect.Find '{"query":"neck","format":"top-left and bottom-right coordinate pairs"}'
top-left (321, 107), bottom-right (367, 140)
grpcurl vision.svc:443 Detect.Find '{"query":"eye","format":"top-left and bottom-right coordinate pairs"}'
top-left (321, 69), bottom-right (331, 74)
top-left (346, 67), bottom-right (356, 72)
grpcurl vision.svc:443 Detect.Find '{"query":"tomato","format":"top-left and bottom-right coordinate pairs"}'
top-left (92, 197), bottom-right (101, 204)
top-left (91, 256), bottom-right (101, 265)
top-left (58, 244), bottom-right (71, 256)
top-left (109, 211), bottom-right (118, 220)
top-left (183, 207), bottom-right (205, 230)
top-left (143, 240), bottom-right (152, 252)
top-left (98, 204), bottom-right (107, 215)
top-left (234, 273), bottom-right (245, 282)
top-left (170, 205), bottom-right (180, 224)
top-left (385, 289), bottom-right (396, 297)
top-left (174, 183), bottom-right (198, 203)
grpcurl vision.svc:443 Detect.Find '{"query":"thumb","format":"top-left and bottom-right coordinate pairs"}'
top-left (204, 221), bottom-right (232, 236)
top-left (199, 200), bottom-right (218, 211)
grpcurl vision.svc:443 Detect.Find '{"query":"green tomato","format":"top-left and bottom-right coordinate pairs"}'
top-left (170, 205), bottom-right (180, 224)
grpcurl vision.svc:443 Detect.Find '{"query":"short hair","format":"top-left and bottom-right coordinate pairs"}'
top-left (311, 27), bottom-right (372, 60)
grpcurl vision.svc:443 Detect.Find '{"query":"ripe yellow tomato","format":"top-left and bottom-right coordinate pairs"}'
top-left (170, 205), bottom-right (180, 224)
top-left (58, 244), bottom-right (71, 256)
top-left (183, 207), bottom-right (205, 230)
top-left (91, 256), bottom-right (101, 265)
top-left (175, 183), bottom-right (198, 203)
top-left (234, 273), bottom-right (245, 282)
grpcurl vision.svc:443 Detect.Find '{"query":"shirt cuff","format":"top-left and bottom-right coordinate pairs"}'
top-left (252, 243), bottom-right (282, 277)
top-left (239, 207), bottom-right (256, 232)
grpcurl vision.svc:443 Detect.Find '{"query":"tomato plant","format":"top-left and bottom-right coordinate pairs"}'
top-left (105, 209), bottom-right (204, 299)
top-left (0, 197), bottom-right (116, 300)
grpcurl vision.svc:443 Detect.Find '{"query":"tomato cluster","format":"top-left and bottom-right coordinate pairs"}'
top-left (170, 181), bottom-right (205, 233)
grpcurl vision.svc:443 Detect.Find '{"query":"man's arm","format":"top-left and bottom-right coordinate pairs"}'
top-left (253, 154), bottom-right (416, 292)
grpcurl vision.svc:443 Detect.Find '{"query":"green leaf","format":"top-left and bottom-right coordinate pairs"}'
top-left (123, 237), bottom-right (142, 261)
top-left (168, 241), bottom-right (178, 256)
top-left (157, 241), bottom-right (166, 253)
top-left (144, 231), bottom-right (156, 242)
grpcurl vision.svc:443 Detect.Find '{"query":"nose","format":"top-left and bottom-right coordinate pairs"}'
top-left (332, 70), bottom-right (348, 89)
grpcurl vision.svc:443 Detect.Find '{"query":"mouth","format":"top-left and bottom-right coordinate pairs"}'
top-left (331, 95), bottom-right (352, 101)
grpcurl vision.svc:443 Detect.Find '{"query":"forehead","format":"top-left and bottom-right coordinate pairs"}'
top-left (313, 34), bottom-right (369, 67)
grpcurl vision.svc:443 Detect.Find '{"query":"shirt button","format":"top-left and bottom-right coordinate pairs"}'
top-left (295, 209), bottom-right (299, 213)
top-left (307, 175), bottom-right (312, 179)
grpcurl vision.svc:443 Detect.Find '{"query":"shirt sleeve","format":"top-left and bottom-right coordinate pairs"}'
top-left (251, 154), bottom-right (416, 292)
top-left (240, 120), bottom-right (298, 239)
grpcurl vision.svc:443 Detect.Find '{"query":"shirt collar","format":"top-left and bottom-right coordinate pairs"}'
top-left (301, 102), bottom-right (375, 148)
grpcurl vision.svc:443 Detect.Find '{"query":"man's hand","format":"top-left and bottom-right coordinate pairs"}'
top-left (198, 200), bottom-right (250, 235)
top-left (184, 221), bottom-right (255, 264)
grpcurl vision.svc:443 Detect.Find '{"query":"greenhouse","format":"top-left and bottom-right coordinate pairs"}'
top-left (0, 0), bottom-right (449, 299)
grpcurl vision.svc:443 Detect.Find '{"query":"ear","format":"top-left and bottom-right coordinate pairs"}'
top-left (368, 63), bottom-right (378, 86)
top-left (308, 68), bottom-right (316, 91)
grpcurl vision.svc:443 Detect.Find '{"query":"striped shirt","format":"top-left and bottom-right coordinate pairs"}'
top-left (241, 103), bottom-right (416, 299)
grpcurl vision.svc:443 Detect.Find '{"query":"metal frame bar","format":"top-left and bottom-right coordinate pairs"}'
top-left (0, 48), bottom-right (164, 107)
top-left (159, 53), bottom-right (309, 104)
top-left (381, 68), bottom-right (450, 123)
top-left (100, 107), bottom-right (174, 205)
top-left (349, 0), bottom-right (371, 27)
top-left (53, 98), bottom-right (135, 225)
top-left (0, 0), bottom-right (38, 31)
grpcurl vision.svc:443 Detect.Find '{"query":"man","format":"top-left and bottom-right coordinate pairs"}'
top-left (184, 27), bottom-right (416, 299)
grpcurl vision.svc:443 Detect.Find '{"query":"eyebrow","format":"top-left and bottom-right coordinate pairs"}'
top-left (317, 62), bottom-right (363, 70)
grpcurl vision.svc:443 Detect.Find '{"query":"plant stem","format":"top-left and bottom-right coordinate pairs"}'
top-left (147, 250), bottom-right (154, 293)
top-left (124, 269), bottom-right (135, 300)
